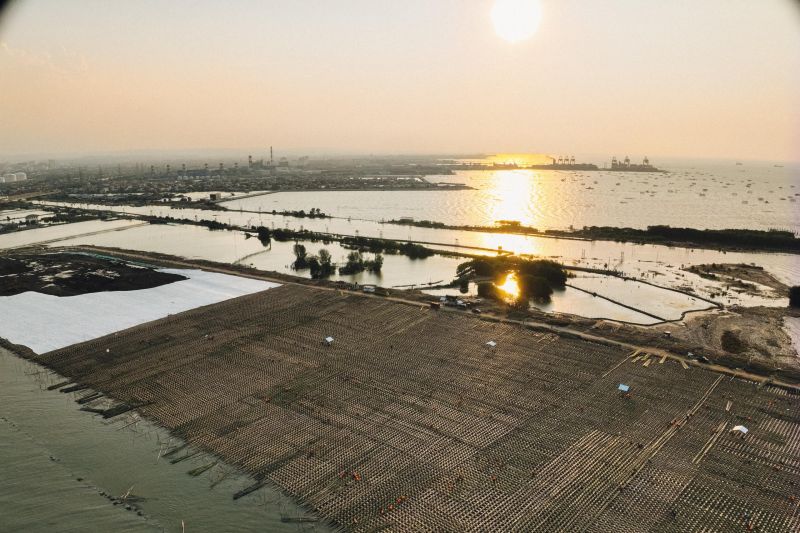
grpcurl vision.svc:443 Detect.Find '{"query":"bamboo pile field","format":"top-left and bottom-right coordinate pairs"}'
top-left (34, 284), bottom-right (800, 531)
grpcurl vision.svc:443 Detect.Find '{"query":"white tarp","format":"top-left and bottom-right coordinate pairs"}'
top-left (0, 268), bottom-right (279, 353)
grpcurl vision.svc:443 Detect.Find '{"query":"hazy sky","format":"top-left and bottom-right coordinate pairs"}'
top-left (1, 0), bottom-right (798, 161)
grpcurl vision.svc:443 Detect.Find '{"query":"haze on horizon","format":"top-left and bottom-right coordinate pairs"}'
top-left (0, 0), bottom-right (798, 162)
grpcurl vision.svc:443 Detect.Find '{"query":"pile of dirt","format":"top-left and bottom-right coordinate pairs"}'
top-left (0, 252), bottom-right (186, 297)
top-left (720, 329), bottom-right (747, 353)
top-left (672, 306), bottom-right (799, 379)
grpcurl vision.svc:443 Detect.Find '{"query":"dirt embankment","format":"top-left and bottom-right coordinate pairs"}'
top-left (0, 252), bottom-right (186, 297)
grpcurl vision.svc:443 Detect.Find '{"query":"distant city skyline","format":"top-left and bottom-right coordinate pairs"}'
top-left (1, 0), bottom-right (798, 162)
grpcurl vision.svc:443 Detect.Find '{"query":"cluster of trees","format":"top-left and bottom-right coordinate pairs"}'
top-left (292, 245), bottom-right (382, 278)
top-left (558, 225), bottom-right (800, 252)
top-left (343, 237), bottom-right (424, 258)
top-left (389, 218), bottom-right (448, 229)
top-left (147, 216), bottom-right (229, 231)
top-left (269, 207), bottom-right (327, 218)
top-left (458, 257), bottom-right (567, 286)
top-left (252, 226), bottom-right (332, 246)
top-left (459, 257), bottom-right (568, 304)
top-left (292, 244), bottom-right (336, 278)
top-left (340, 236), bottom-right (434, 259)
top-left (338, 251), bottom-right (383, 275)
top-left (476, 275), bottom-right (556, 304)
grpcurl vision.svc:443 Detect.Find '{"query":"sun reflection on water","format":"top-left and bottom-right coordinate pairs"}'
top-left (496, 271), bottom-right (521, 301)
top-left (487, 170), bottom-right (538, 226)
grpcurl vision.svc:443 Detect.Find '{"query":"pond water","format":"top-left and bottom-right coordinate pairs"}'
top-left (421, 272), bottom-right (714, 325)
top-left (568, 275), bottom-right (713, 321)
top-left (0, 208), bottom-right (52, 224)
top-left (0, 348), bottom-right (329, 533)
top-left (36, 200), bottom-right (800, 290)
top-left (0, 219), bottom-right (142, 249)
top-left (48, 223), bottom-right (464, 290)
top-left (27, 195), bottom-right (797, 323)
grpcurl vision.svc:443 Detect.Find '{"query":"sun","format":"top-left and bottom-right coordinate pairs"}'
top-left (491, 0), bottom-right (541, 43)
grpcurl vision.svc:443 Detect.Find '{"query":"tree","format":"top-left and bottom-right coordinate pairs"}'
top-left (790, 286), bottom-right (800, 308)
top-left (307, 256), bottom-right (321, 277)
top-left (310, 248), bottom-right (334, 279)
top-left (520, 260), bottom-right (567, 288)
top-left (339, 251), bottom-right (365, 275)
top-left (476, 281), bottom-right (496, 299)
top-left (520, 275), bottom-right (553, 302)
top-left (256, 226), bottom-right (271, 248)
top-left (459, 277), bottom-right (470, 293)
top-left (318, 248), bottom-right (332, 267)
top-left (293, 243), bottom-right (308, 269)
top-left (368, 253), bottom-right (384, 273)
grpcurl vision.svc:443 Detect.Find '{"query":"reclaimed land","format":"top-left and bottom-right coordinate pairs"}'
top-left (388, 219), bottom-right (800, 254)
top-left (0, 251), bottom-right (185, 297)
top-left (30, 282), bottom-right (800, 532)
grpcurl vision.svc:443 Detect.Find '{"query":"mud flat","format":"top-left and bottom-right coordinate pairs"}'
top-left (18, 281), bottom-right (800, 532)
top-left (685, 263), bottom-right (790, 295)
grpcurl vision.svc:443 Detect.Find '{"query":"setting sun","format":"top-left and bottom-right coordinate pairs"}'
top-left (492, 0), bottom-right (542, 43)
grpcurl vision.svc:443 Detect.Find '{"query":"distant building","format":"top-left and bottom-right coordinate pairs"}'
top-left (2, 172), bottom-right (26, 182)
top-left (25, 214), bottom-right (39, 223)
top-left (209, 193), bottom-right (222, 201)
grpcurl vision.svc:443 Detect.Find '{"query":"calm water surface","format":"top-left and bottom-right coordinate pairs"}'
top-left (223, 164), bottom-right (799, 231)
top-left (0, 348), bottom-right (329, 533)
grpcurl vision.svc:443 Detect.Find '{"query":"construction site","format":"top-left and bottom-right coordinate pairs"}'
top-left (20, 266), bottom-right (799, 532)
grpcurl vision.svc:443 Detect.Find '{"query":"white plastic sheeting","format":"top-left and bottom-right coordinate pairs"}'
top-left (0, 268), bottom-right (279, 354)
